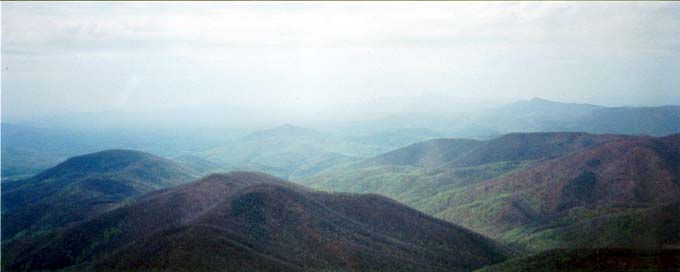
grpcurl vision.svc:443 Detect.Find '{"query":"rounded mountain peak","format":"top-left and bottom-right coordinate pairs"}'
top-left (35, 149), bottom-right (165, 179)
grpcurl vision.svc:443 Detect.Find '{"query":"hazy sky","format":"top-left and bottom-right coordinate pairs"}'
top-left (2, 2), bottom-right (680, 122)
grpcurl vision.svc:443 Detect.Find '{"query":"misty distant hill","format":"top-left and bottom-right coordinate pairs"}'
top-left (2, 172), bottom-right (511, 272)
top-left (1, 150), bottom-right (195, 241)
top-left (482, 97), bottom-right (601, 128)
top-left (0, 122), bottom-right (232, 179)
top-left (314, 98), bottom-right (680, 145)
top-left (471, 98), bottom-right (680, 136)
top-left (1, 123), bottom-right (98, 178)
top-left (348, 127), bottom-right (448, 150)
top-left (570, 105), bottom-right (680, 135)
top-left (3, 98), bottom-right (679, 180)
top-left (197, 124), bottom-right (383, 180)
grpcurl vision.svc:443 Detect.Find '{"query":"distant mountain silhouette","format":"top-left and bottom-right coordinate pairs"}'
top-left (347, 127), bottom-right (446, 149)
top-left (241, 124), bottom-right (324, 141)
top-left (1, 149), bottom-right (195, 241)
top-left (198, 124), bottom-right (381, 179)
top-left (472, 98), bottom-right (680, 136)
top-left (5, 98), bottom-right (679, 180)
top-left (571, 105), bottom-right (680, 135)
top-left (2, 172), bottom-right (511, 272)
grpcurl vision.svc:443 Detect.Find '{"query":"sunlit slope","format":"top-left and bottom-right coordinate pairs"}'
top-left (304, 133), bottom-right (680, 252)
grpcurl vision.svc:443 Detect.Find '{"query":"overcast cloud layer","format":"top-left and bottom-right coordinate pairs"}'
top-left (2, 2), bottom-right (680, 122)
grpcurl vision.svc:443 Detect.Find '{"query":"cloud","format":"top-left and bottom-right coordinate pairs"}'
top-left (4, 2), bottom-right (678, 53)
top-left (2, 2), bottom-right (680, 121)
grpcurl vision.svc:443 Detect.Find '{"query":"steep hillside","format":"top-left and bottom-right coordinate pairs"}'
top-left (445, 134), bottom-right (680, 250)
top-left (304, 133), bottom-right (680, 252)
top-left (443, 132), bottom-right (629, 168)
top-left (503, 202), bottom-right (680, 252)
top-left (306, 132), bottom-right (627, 202)
top-left (475, 248), bottom-right (680, 272)
top-left (364, 138), bottom-right (483, 168)
top-left (2, 172), bottom-right (511, 272)
top-left (363, 132), bottom-right (627, 169)
top-left (1, 150), bottom-right (195, 241)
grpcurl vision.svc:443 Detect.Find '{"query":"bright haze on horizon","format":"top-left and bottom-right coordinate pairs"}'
top-left (2, 2), bottom-right (680, 123)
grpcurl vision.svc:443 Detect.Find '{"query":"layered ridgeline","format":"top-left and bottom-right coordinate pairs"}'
top-left (303, 132), bottom-right (680, 253)
top-left (3, 172), bottom-right (511, 272)
top-left (5, 98), bottom-right (680, 180)
top-left (469, 98), bottom-right (680, 136)
top-left (1, 150), bottom-right (196, 241)
top-left (0, 122), bottom-right (234, 179)
top-left (319, 98), bottom-right (680, 143)
top-left (196, 124), bottom-right (385, 180)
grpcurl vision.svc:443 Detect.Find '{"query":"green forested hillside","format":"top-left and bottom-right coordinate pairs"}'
top-left (474, 248), bottom-right (680, 272)
top-left (1, 150), bottom-right (196, 241)
top-left (303, 133), bottom-right (680, 253)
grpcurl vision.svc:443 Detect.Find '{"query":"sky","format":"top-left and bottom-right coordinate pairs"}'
top-left (2, 1), bottom-right (680, 122)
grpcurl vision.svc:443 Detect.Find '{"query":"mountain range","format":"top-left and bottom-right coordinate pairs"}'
top-left (1, 150), bottom-right (195, 241)
top-left (2, 171), bottom-right (511, 272)
top-left (3, 132), bottom-right (679, 271)
top-left (2, 97), bottom-right (680, 271)
top-left (195, 124), bottom-right (383, 180)
top-left (470, 98), bottom-right (680, 136)
top-left (303, 132), bottom-right (680, 253)
top-left (4, 98), bottom-right (680, 180)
